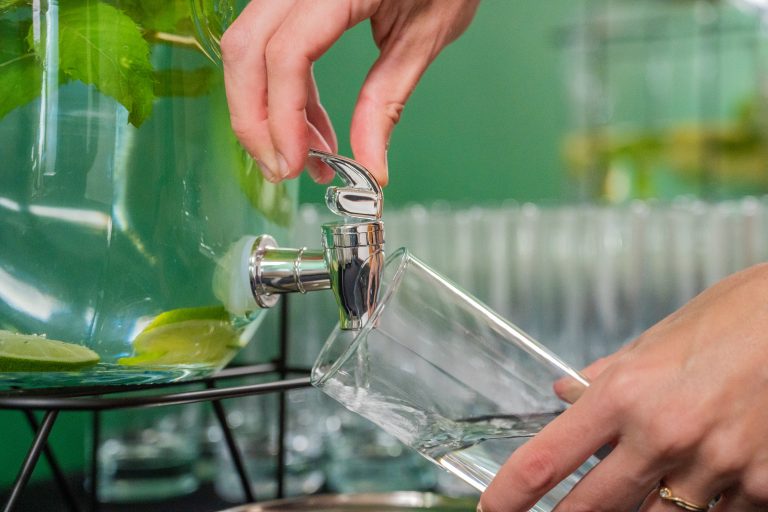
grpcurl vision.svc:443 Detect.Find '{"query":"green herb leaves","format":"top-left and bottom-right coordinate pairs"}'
top-left (0, 0), bottom-right (215, 126)
top-left (1, 1), bottom-right (154, 125)
top-left (116, 0), bottom-right (193, 34)
top-left (57, 2), bottom-right (154, 126)
top-left (0, 19), bottom-right (41, 119)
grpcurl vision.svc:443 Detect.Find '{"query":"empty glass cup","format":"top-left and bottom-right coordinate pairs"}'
top-left (311, 248), bottom-right (598, 511)
top-left (95, 399), bottom-right (202, 502)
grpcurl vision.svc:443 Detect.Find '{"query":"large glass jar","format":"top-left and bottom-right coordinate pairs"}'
top-left (0, 0), bottom-right (296, 387)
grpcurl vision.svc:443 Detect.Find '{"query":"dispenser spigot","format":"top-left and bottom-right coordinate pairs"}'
top-left (215, 150), bottom-right (384, 330)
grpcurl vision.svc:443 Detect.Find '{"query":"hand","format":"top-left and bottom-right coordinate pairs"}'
top-left (480, 263), bottom-right (768, 512)
top-left (220, 0), bottom-right (479, 185)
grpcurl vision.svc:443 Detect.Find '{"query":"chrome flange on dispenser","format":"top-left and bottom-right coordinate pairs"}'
top-left (215, 149), bottom-right (385, 330)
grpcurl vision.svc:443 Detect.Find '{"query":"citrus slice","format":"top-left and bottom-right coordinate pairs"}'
top-left (118, 306), bottom-right (242, 367)
top-left (142, 305), bottom-right (230, 332)
top-left (0, 330), bottom-right (100, 372)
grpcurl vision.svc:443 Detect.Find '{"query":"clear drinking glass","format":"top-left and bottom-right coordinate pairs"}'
top-left (311, 248), bottom-right (598, 511)
top-left (95, 400), bottom-right (203, 502)
top-left (213, 389), bottom-right (326, 502)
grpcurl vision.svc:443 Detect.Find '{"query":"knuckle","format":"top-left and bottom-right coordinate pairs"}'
top-left (644, 415), bottom-right (702, 460)
top-left (383, 101), bottom-right (405, 125)
top-left (358, 92), bottom-right (405, 126)
top-left (515, 449), bottom-right (560, 496)
top-left (221, 25), bottom-right (251, 63)
top-left (265, 38), bottom-right (295, 70)
top-left (599, 365), bottom-right (645, 414)
top-left (700, 438), bottom-right (747, 477)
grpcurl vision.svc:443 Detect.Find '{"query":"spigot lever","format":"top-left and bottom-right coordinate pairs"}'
top-left (309, 149), bottom-right (382, 220)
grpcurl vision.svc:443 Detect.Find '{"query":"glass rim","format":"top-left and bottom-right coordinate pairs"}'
top-left (310, 246), bottom-right (590, 390)
top-left (311, 247), bottom-right (411, 386)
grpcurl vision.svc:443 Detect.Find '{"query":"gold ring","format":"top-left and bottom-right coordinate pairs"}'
top-left (659, 484), bottom-right (710, 511)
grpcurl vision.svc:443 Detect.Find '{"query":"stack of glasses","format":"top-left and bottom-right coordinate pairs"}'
top-left (383, 197), bottom-right (768, 368)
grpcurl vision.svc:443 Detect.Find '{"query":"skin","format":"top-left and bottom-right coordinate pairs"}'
top-left (221, 0), bottom-right (480, 185)
top-left (222, 3), bottom-right (768, 510)
top-left (480, 262), bottom-right (768, 511)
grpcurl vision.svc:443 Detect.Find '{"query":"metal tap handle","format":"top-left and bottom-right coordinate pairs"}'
top-left (308, 148), bottom-right (383, 220)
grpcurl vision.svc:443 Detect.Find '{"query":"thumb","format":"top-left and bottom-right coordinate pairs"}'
top-left (350, 43), bottom-right (432, 186)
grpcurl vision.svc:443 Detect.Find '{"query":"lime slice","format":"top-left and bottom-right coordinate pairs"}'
top-left (0, 330), bottom-right (100, 372)
top-left (118, 306), bottom-right (242, 367)
top-left (142, 305), bottom-right (229, 332)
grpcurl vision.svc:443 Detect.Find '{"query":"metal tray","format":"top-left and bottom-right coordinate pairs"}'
top-left (218, 493), bottom-right (477, 512)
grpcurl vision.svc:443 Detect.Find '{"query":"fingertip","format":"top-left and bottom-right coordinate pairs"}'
top-left (276, 147), bottom-right (309, 180)
top-left (359, 154), bottom-right (388, 187)
top-left (350, 102), bottom-right (393, 188)
top-left (306, 122), bottom-right (337, 183)
top-left (306, 159), bottom-right (334, 184)
top-left (372, 167), bottom-right (388, 187)
top-left (254, 158), bottom-right (280, 184)
top-left (553, 376), bottom-right (587, 404)
top-left (349, 136), bottom-right (389, 187)
top-left (313, 172), bottom-right (335, 184)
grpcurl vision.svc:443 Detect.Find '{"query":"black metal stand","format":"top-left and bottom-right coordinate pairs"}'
top-left (22, 410), bottom-right (80, 512)
top-left (0, 300), bottom-right (312, 512)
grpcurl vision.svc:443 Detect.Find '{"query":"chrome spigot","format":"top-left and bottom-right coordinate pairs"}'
top-left (215, 149), bottom-right (384, 330)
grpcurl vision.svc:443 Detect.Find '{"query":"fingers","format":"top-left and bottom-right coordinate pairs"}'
top-left (349, 30), bottom-right (434, 186)
top-left (551, 445), bottom-right (660, 512)
top-left (305, 69), bottom-right (336, 183)
top-left (221, 0), bottom-right (296, 182)
top-left (266, 2), bottom-right (377, 179)
top-left (306, 67), bottom-right (337, 154)
top-left (223, 1), bottom-right (373, 183)
top-left (480, 393), bottom-right (616, 512)
top-left (306, 122), bottom-right (335, 183)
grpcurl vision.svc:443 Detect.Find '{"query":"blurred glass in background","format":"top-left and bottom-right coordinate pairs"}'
top-left (563, 0), bottom-right (768, 202)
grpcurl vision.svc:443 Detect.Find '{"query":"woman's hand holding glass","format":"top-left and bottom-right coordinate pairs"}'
top-left (480, 263), bottom-right (768, 512)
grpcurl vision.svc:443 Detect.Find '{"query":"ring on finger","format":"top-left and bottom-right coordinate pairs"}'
top-left (659, 482), bottom-right (720, 511)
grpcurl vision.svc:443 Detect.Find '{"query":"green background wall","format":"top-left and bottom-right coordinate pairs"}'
top-left (0, 0), bottom-right (577, 490)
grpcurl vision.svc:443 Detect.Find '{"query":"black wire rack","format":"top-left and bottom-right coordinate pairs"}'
top-left (0, 300), bottom-right (310, 512)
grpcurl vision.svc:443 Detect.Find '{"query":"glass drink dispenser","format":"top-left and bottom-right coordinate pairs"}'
top-left (0, 0), bottom-right (297, 388)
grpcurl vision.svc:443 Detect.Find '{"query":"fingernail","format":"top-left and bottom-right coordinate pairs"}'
top-left (276, 152), bottom-right (290, 179)
top-left (307, 160), bottom-right (331, 184)
top-left (255, 159), bottom-right (278, 183)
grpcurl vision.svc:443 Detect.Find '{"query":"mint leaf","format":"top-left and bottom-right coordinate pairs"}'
top-left (153, 67), bottom-right (215, 97)
top-left (57, 1), bottom-right (154, 126)
top-left (0, 19), bottom-right (41, 119)
top-left (114, 0), bottom-right (193, 34)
